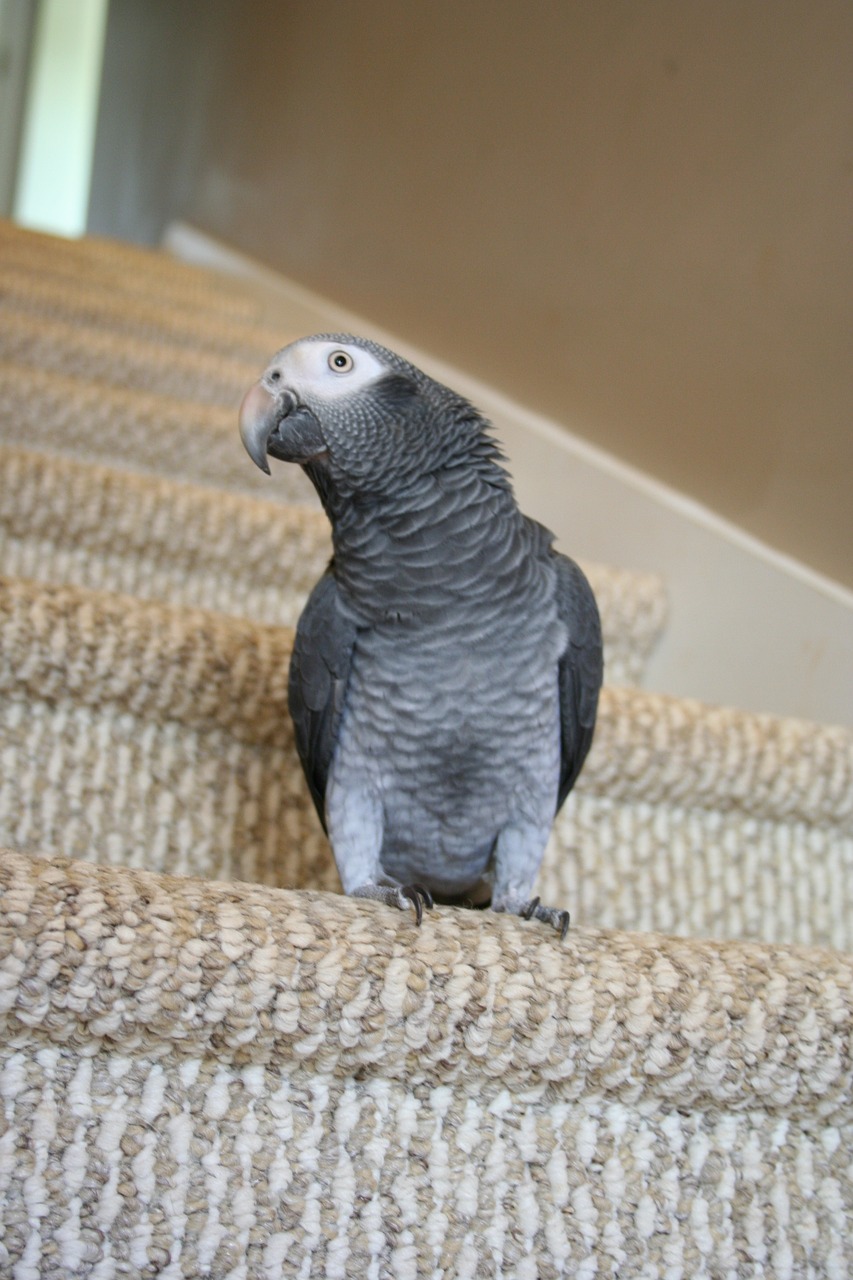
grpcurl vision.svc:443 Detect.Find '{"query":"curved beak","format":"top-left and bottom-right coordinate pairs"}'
top-left (239, 382), bottom-right (290, 474)
top-left (239, 380), bottom-right (328, 473)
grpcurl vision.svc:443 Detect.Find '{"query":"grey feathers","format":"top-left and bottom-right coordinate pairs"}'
top-left (553, 549), bottom-right (603, 808)
top-left (288, 569), bottom-right (356, 826)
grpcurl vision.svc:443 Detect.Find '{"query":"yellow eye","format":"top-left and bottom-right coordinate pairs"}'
top-left (328, 350), bottom-right (354, 373)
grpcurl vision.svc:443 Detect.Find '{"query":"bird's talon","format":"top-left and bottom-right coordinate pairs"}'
top-left (522, 896), bottom-right (541, 920)
top-left (412, 883), bottom-right (434, 910)
top-left (559, 910), bottom-right (571, 941)
top-left (402, 884), bottom-right (433, 926)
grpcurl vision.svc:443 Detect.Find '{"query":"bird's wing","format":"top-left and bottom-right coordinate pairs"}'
top-left (288, 567), bottom-right (358, 829)
top-left (553, 549), bottom-right (603, 812)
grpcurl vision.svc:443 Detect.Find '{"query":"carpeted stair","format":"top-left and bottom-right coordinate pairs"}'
top-left (0, 219), bottom-right (850, 1278)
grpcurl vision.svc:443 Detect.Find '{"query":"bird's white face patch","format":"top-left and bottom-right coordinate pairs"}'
top-left (263, 339), bottom-right (387, 404)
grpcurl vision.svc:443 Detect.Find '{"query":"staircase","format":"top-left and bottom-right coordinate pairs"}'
top-left (0, 219), bottom-right (849, 1279)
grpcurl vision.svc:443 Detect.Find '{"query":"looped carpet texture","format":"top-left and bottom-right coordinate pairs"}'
top-left (0, 219), bottom-right (850, 1277)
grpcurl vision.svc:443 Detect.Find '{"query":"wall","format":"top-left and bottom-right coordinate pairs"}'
top-left (87, 0), bottom-right (231, 246)
top-left (0, 0), bottom-right (36, 217)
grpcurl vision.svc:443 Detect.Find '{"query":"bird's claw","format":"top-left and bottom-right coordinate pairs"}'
top-left (402, 883), bottom-right (434, 926)
top-left (521, 897), bottom-right (571, 940)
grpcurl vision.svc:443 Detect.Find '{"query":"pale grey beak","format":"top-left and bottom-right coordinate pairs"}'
top-left (238, 382), bottom-right (295, 474)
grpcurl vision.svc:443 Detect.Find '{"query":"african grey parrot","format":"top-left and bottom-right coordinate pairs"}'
top-left (239, 334), bottom-right (602, 936)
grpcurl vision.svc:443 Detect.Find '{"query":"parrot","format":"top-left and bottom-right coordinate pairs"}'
top-left (239, 334), bottom-right (602, 937)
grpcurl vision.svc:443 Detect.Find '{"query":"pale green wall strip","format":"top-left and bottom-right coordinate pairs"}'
top-left (13, 0), bottom-right (109, 237)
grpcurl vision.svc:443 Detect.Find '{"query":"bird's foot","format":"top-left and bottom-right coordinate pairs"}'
top-left (520, 896), bottom-right (571, 940)
top-left (351, 882), bottom-right (434, 925)
top-left (491, 891), bottom-right (570, 940)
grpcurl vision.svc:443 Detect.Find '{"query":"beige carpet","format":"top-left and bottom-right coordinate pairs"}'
top-left (0, 219), bottom-right (850, 1278)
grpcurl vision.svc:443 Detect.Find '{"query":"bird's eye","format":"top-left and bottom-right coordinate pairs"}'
top-left (328, 350), bottom-right (354, 373)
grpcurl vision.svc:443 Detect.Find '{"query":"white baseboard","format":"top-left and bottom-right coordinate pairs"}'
top-left (165, 221), bottom-right (853, 730)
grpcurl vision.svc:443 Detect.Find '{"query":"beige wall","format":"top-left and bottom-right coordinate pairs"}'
top-left (96, 0), bottom-right (853, 589)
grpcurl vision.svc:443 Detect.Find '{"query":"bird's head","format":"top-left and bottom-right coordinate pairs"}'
top-left (239, 334), bottom-right (502, 504)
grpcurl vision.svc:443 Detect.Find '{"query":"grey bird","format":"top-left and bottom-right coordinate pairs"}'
top-left (239, 334), bottom-right (602, 936)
